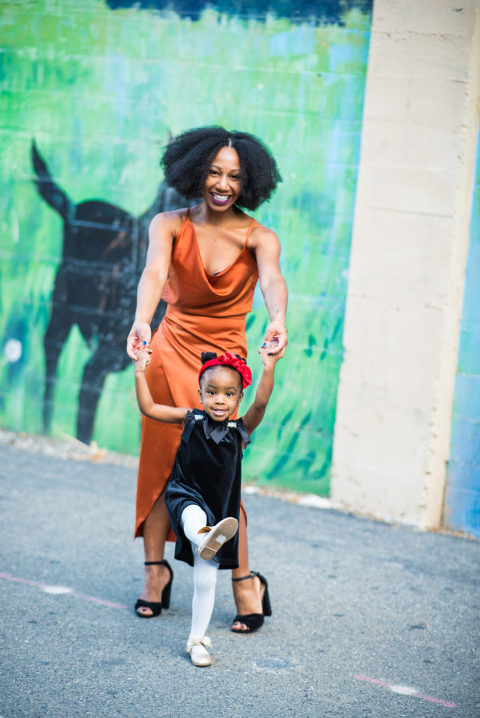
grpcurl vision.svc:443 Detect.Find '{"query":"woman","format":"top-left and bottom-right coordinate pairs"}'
top-left (126, 126), bottom-right (288, 632)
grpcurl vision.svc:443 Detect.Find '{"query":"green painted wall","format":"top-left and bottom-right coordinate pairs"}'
top-left (0, 0), bottom-right (371, 494)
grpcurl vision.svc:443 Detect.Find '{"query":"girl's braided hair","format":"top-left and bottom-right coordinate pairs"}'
top-left (201, 352), bottom-right (246, 365)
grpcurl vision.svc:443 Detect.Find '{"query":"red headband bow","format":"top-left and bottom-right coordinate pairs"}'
top-left (199, 352), bottom-right (252, 389)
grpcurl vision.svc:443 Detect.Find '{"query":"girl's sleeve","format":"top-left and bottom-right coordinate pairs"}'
top-left (236, 419), bottom-right (251, 448)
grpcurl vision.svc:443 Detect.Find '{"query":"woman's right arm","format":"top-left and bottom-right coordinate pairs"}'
top-left (126, 211), bottom-right (180, 360)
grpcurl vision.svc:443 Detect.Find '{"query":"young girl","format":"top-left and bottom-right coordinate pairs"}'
top-left (134, 346), bottom-right (281, 666)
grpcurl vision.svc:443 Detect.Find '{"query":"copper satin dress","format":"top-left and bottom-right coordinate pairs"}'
top-left (135, 209), bottom-right (258, 538)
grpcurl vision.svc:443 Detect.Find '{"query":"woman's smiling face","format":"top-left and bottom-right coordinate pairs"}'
top-left (202, 146), bottom-right (242, 211)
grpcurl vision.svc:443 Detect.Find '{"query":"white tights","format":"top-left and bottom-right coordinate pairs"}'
top-left (181, 504), bottom-right (218, 641)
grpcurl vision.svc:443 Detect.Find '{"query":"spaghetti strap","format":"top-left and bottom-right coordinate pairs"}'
top-left (244, 218), bottom-right (256, 248)
top-left (173, 208), bottom-right (190, 246)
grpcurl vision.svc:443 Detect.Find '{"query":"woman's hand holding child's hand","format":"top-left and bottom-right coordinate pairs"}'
top-left (258, 340), bottom-right (282, 369)
top-left (127, 320), bottom-right (152, 360)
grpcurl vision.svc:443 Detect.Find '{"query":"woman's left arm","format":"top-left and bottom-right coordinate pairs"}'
top-left (252, 226), bottom-right (288, 356)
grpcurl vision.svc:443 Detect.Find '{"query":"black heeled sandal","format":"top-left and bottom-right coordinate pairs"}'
top-left (135, 559), bottom-right (174, 618)
top-left (231, 570), bottom-right (272, 633)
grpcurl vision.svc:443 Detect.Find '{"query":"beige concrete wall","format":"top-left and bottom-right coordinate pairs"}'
top-left (331, 0), bottom-right (480, 527)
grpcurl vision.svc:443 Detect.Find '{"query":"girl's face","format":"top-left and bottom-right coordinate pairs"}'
top-left (198, 365), bottom-right (243, 422)
top-left (202, 146), bottom-right (242, 212)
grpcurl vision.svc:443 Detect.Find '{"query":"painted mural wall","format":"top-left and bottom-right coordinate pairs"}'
top-left (0, 0), bottom-right (372, 495)
top-left (445, 121), bottom-right (480, 538)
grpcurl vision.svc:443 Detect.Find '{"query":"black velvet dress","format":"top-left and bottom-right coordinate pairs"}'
top-left (164, 409), bottom-right (251, 569)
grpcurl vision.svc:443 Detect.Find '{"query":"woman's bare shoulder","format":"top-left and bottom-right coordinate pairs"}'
top-left (150, 207), bottom-right (191, 232)
top-left (249, 220), bottom-right (279, 247)
top-left (150, 207), bottom-right (204, 244)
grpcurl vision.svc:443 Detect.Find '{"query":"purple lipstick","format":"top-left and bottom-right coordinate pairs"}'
top-left (210, 192), bottom-right (230, 207)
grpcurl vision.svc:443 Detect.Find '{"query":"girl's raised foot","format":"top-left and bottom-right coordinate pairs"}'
top-left (198, 517), bottom-right (238, 560)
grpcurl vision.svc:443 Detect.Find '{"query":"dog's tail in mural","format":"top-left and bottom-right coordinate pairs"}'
top-left (32, 141), bottom-right (74, 224)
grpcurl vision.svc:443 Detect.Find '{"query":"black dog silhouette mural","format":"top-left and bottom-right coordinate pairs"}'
top-left (32, 141), bottom-right (192, 444)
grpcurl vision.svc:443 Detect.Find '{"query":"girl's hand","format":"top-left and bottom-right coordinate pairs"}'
top-left (258, 341), bottom-right (283, 368)
top-left (133, 347), bottom-right (152, 373)
top-left (262, 320), bottom-right (287, 357)
top-left (127, 320), bottom-right (151, 360)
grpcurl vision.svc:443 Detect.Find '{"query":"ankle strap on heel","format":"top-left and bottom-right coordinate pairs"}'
top-left (145, 560), bottom-right (169, 566)
top-left (232, 572), bottom-right (255, 582)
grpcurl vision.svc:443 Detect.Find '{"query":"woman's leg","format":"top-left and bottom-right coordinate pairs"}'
top-left (137, 493), bottom-right (171, 617)
top-left (231, 505), bottom-right (263, 630)
top-left (135, 356), bottom-right (182, 616)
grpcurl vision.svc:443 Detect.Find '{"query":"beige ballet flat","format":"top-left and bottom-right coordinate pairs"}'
top-left (186, 636), bottom-right (213, 667)
top-left (197, 517), bottom-right (238, 560)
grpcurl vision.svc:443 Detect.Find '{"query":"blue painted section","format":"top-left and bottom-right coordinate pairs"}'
top-left (106, 1), bottom-right (373, 26)
top-left (446, 123), bottom-right (480, 538)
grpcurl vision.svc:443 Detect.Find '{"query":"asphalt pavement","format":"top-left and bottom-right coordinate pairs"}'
top-left (0, 440), bottom-right (479, 718)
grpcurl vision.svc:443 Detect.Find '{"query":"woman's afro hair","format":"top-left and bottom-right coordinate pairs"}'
top-left (161, 126), bottom-right (282, 211)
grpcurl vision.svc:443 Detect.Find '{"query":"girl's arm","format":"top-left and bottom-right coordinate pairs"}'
top-left (134, 352), bottom-right (189, 423)
top-left (241, 348), bottom-right (280, 435)
top-left (126, 211), bottom-right (182, 360)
